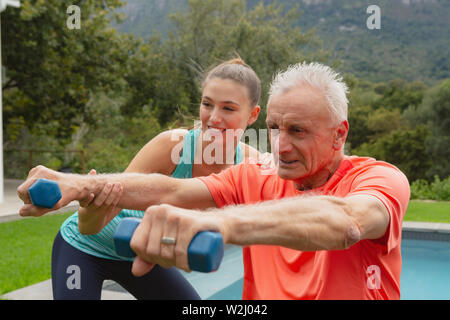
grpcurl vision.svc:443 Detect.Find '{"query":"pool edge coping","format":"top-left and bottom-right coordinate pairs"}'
top-left (402, 221), bottom-right (450, 234)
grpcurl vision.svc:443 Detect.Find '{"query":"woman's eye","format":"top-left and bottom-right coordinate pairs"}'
top-left (224, 106), bottom-right (235, 111)
top-left (202, 102), bottom-right (212, 107)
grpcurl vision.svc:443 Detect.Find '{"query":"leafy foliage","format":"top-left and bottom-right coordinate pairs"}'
top-left (118, 0), bottom-right (450, 84)
top-left (410, 176), bottom-right (450, 201)
top-left (3, 0), bottom-right (326, 177)
top-left (2, 0), bottom-right (129, 141)
top-left (404, 79), bottom-right (450, 179)
top-left (164, 0), bottom-right (328, 129)
top-left (348, 76), bottom-right (449, 187)
top-left (2, 0), bottom-right (449, 198)
top-left (353, 125), bottom-right (432, 182)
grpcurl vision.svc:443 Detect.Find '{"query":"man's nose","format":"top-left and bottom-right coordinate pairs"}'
top-left (271, 130), bottom-right (293, 154)
top-left (276, 130), bottom-right (293, 154)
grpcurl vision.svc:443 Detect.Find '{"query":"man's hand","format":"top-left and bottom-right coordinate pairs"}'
top-left (130, 204), bottom-right (227, 276)
top-left (17, 165), bottom-right (86, 217)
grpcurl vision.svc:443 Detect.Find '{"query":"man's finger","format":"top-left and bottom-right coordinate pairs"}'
top-left (130, 213), bottom-right (152, 258)
top-left (79, 192), bottom-right (95, 207)
top-left (19, 204), bottom-right (51, 217)
top-left (174, 226), bottom-right (192, 272)
top-left (131, 257), bottom-right (156, 277)
top-left (160, 214), bottom-right (179, 267)
top-left (17, 181), bottom-right (34, 204)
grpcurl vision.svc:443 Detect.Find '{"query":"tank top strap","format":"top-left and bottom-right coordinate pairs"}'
top-left (171, 129), bottom-right (201, 179)
top-left (171, 128), bottom-right (244, 177)
top-left (234, 142), bottom-right (243, 164)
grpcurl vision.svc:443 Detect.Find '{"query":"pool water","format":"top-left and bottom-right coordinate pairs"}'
top-left (183, 239), bottom-right (450, 300)
top-left (400, 239), bottom-right (450, 300)
top-left (181, 245), bottom-right (244, 299)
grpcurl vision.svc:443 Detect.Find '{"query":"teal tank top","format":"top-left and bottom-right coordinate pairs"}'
top-left (59, 129), bottom-right (242, 261)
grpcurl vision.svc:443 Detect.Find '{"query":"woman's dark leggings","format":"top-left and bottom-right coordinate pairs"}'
top-left (51, 232), bottom-right (201, 300)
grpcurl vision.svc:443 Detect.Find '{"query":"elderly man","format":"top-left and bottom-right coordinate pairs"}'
top-left (18, 62), bottom-right (410, 299)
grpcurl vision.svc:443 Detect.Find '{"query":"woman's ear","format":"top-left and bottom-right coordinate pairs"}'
top-left (247, 105), bottom-right (261, 125)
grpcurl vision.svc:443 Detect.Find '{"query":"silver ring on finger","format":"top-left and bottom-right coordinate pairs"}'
top-left (161, 236), bottom-right (176, 245)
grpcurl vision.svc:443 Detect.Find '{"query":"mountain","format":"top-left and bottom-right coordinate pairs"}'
top-left (114, 0), bottom-right (450, 84)
top-left (114, 0), bottom-right (183, 39)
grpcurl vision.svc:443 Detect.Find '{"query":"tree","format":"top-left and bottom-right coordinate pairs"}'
top-left (366, 107), bottom-right (403, 138)
top-left (164, 0), bottom-right (329, 129)
top-left (346, 104), bottom-right (374, 150)
top-left (82, 94), bottom-right (163, 173)
top-left (404, 79), bottom-right (450, 179)
top-left (373, 79), bottom-right (426, 112)
top-left (2, 0), bottom-right (330, 176)
top-left (353, 125), bottom-right (432, 182)
top-left (118, 35), bottom-right (192, 125)
top-left (2, 0), bottom-right (130, 142)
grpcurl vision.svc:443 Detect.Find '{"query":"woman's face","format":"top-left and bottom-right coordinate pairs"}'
top-left (200, 78), bottom-right (260, 142)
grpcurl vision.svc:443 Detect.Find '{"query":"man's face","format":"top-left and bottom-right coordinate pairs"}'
top-left (266, 84), bottom-right (347, 187)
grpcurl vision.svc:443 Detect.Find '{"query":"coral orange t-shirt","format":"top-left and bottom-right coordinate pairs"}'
top-left (198, 156), bottom-right (410, 299)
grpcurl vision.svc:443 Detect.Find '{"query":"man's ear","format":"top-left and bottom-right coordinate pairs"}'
top-left (333, 120), bottom-right (349, 150)
top-left (247, 105), bottom-right (261, 125)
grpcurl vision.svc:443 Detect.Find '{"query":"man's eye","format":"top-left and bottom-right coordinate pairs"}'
top-left (269, 127), bottom-right (280, 135)
top-left (292, 127), bottom-right (304, 133)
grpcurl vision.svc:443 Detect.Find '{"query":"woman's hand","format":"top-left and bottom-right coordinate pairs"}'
top-left (78, 169), bottom-right (123, 235)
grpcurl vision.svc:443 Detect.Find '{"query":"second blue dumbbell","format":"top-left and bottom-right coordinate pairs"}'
top-left (114, 217), bottom-right (224, 273)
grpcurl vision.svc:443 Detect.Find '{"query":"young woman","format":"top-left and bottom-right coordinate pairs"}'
top-left (51, 58), bottom-right (262, 299)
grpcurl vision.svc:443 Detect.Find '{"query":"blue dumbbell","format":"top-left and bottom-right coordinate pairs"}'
top-left (28, 178), bottom-right (62, 208)
top-left (114, 217), bottom-right (224, 273)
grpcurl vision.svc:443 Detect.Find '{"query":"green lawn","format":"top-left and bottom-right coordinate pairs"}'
top-left (404, 200), bottom-right (450, 223)
top-left (0, 200), bottom-right (449, 296)
top-left (0, 212), bottom-right (73, 295)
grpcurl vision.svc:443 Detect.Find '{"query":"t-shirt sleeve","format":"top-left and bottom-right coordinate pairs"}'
top-left (348, 163), bottom-right (410, 254)
top-left (198, 163), bottom-right (246, 208)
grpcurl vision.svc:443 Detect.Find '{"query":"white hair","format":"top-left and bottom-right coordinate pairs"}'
top-left (268, 62), bottom-right (349, 125)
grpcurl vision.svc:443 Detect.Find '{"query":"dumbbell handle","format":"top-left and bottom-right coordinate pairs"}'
top-left (114, 217), bottom-right (224, 273)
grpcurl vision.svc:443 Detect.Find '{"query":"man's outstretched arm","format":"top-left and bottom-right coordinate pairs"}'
top-left (129, 193), bottom-right (390, 274)
top-left (17, 165), bottom-right (216, 217)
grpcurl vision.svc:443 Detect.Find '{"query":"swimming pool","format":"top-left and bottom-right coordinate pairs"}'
top-left (400, 239), bottom-right (450, 300)
top-left (181, 245), bottom-right (244, 299)
top-left (182, 239), bottom-right (450, 300)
